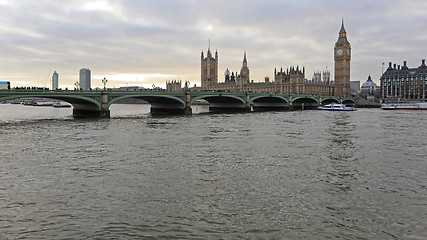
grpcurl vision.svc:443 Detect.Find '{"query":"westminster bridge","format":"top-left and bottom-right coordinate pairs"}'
top-left (0, 90), bottom-right (356, 118)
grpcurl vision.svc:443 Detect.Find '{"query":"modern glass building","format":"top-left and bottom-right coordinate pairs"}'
top-left (52, 71), bottom-right (59, 90)
top-left (79, 68), bottom-right (91, 90)
top-left (380, 60), bottom-right (427, 100)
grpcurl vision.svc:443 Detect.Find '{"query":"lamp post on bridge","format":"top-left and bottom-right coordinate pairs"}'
top-left (100, 77), bottom-right (110, 117)
top-left (102, 77), bottom-right (108, 91)
top-left (102, 78), bottom-right (108, 91)
top-left (75, 81), bottom-right (79, 91)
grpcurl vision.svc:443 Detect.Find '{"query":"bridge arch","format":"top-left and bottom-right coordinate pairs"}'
top-left (109, 94), bottom-right (186, 115)
top-left (0, 93), bottom-right (104, 117)
top-left (191, 94), bottom-right (247, 112)
top-left (320, 97), bottom-right (340, 105)
top-left (250, 95), bottom-right (289, 111)
top-left (291, 96), bottom-right (319, 110)
top-left (191, 94), bottom-right (245, 105)
top-left (342, 98), bottom-right (356, 106)
top-left (0, 94), bottom-right (101, 109)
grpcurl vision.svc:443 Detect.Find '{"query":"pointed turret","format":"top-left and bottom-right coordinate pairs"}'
top-left (339, 18), bottom-right (346, 35)
top-left (243, 51), bottom-right (247, 67)
top-left (420, 59), bottom-right (427, 68)
top-left (336, 18), bottom-right (349, 44)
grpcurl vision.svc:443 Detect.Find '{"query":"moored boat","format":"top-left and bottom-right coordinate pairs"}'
top-left (315, 103), bottom-right (356, 111)
top-left (53, 102), bottom-right (72, 108)
top-left (381, 102), bottom-right (427, 110)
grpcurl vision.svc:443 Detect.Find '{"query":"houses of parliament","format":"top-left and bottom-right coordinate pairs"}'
top-left (168, 21), bottom-right (351, 97)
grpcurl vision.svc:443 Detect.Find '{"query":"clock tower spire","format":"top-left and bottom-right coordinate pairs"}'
top-left (334, 19), bottom-right (351, 97)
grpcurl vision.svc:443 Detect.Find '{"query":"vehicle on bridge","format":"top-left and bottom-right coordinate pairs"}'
top-left (0, 81), bottom-right (11, 90)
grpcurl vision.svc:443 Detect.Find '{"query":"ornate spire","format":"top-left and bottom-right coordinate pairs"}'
top-left (207, 38), bottom-right (212, 56)
top-left (338, 18), bottom-right (347, 39)
top-left (336, 19), bottom-right (349, 44)
top-left (243, 51), bottom-right (247, 67)
top-left (339, 18), bottom-right (346, 34)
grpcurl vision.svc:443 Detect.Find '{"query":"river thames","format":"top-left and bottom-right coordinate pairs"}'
top-left (0, 104), bottom-right (426, 239)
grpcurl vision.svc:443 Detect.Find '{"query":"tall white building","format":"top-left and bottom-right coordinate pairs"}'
top-left (52, 71), bottom-right (59, 90)
top-left (79, 68), bottom-right (91, 90)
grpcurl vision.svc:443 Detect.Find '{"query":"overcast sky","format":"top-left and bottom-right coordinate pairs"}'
top-left (1, 0), bottom-right (426, 89)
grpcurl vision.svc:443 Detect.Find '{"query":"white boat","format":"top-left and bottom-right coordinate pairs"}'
top-left (315, 103), bottom-right (356, 111)
top-left (381, 102), bottom-right (427, 110)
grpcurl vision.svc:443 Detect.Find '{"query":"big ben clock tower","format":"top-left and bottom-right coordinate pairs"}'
top-left (334, 19), bottom-right (351, 97)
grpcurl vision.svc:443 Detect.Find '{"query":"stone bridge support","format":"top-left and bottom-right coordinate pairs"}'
top-left (72, 91), bottom-right (110, 118)
top-left (245, 93), bottom-right (251, 112)
top-left (289, 95), bottom-right (294, 110)
top-left (184, 92), bottom-right (192, 115)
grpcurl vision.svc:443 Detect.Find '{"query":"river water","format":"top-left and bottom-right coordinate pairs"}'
top-left (0, 104), bottom-right (426, 239)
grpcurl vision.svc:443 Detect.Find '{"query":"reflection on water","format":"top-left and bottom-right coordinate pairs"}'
top-left (0, 105), bottom-right (426, 239)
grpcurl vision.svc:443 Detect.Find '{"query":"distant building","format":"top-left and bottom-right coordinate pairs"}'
top-left (200, 49), bottom-right (333, 94)
top-left (52, 71), bottom-right (59, 90)
top-left (166, 80), bottom-right (182, 91)
top-left (380, 60), bottom-right (427, 100)
top-left (117, 86), bottom-right (145, 91)
top-left (197, 20), bottom-right (350, 96)
top-left (79, 68), bottom-right (91, 90)
top-left (334, 20), bottom-right (351, 97)
top-left (166, 80), bottom-right (195, 92)
top-left (360, 75), bottom-right (380, 100)
top-left (201, 48), bottom-right (218, 90)
top-left (361, 75), bottom-right (377, 95)
top-left (350, 81), bottom-right (360, 95)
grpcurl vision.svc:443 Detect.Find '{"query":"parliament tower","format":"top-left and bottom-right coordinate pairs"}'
top-left (201, 46), bottom-right (218, 90)
top-left (334, 20), bottom-right (351, 97)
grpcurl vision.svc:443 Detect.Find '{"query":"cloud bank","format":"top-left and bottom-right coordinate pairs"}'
top-left (1, 0), bottom-right (426, 88)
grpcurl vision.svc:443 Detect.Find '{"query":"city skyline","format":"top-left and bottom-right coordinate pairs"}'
top-left (1, 0), bottom-right (426, 89)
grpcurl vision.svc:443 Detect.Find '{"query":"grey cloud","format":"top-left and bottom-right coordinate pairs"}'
top-left (0, 0), bottom-right (426, 88)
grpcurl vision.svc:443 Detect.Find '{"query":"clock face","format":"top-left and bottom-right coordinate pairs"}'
top-left (347, 49), bottom-right (350, 55)
top-left (336, 49), bottom-right (343, 56)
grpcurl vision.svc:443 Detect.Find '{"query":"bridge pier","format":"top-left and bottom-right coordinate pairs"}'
top-left (72, 91), bottom-right (111, 118)
top-left (245, 93), bottom-right (251, 112)
top-left (73, 109), bottom-right (110, 118)
top-left (184, 92), bottom-right (192, 115)
top-left (288, 95), bottom-right (294, 110)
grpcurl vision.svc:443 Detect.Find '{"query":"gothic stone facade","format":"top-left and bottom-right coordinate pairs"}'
top-left (334, 20), bottom-right (351, 97)
top-left (166, 80), bottom-right (183, 92)
top-left (201, 48), bottom-right (218, 90)
top-left (199, 21), bottom-right (349, 96)
top-left (202, 51), bottom-right (333, 95)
